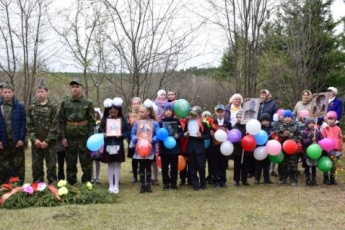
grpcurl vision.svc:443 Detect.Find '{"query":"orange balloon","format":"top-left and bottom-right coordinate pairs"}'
top-left (156, 156), bottom-right (162, 169)
top-left (136, 139), bottom-right (152, 157)
top-left (178, 155), bottom-right (186, 171)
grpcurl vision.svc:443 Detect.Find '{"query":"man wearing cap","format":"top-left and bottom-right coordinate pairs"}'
top-left (59, 78), bottom-right (96, 185)
top-left (0, 81), bottom-right (26, 184)
top-left (27, 80), bottom-right (59, 184)
top-left (327, 87), bottom-right (342, 124)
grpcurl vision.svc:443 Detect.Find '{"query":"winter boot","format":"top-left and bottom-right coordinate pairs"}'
top-left (330, 175), bottom-right (338, 185)
top-left (323, 174), bottom-right (331, 185)
top-left (140, 183), bottom-right (146, 193)
top-left (145, 183), bottom-right (152, 193)
top-left (306, 177), bottom-right (312, 186)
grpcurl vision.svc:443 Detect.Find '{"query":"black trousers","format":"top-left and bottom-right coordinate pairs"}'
top-left (212, 145), bottom-right (227, 185)
top-left (161, 154), bottom-right (178, 186)
top-left (254, 157), bottom-right (270, 182)
top-left (233, 152), bottom-right (248, 183)
top-left (205, 147), bottom-right (214, 180)
top-left (57, 151), bottom-right (66, 180)
top-left (188, 151), bottom-right (206, 188)
top-left (139, 159), bottom-right (152, 184)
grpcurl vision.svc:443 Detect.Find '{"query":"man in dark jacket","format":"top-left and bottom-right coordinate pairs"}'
top-left (0, 82), bottom-right (26, 184)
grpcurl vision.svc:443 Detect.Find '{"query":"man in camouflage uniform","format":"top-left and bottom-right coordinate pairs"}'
top-left (0, 82), bottom-right (26, 184)
top-left (275, 110), bottom-right (301, 186)
top-left (59, 78), bottom-right (95, 185)
top-left (27, 80), bottom-right (59, 184)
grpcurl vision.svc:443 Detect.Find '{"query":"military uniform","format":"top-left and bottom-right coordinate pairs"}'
top-left (27, 98), bottom-right (59, 184)
top-left (59, 79), bottom-right (95, 185)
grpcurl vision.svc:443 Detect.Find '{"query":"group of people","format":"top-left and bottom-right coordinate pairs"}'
top-left (0, 79), bottom-right (343, 194)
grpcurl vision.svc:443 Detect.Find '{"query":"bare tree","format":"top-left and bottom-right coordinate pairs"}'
top-left (0, 0), bottom-right (52, 107)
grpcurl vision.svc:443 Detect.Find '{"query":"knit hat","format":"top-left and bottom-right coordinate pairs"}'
top-left (304, 118), bottom-right (315, 126)
top-left (36, 79), bottom-right (48, 91)
top-left (157, 89), bottom-right (166, 97)
top-left (260, 113), bottom-right (271, 122)
top-left (164, 102), bottom-right (173, 111)
top-left (283, 110), bottom-right (293, 118)
top-left (190, 106), bottom-right (202, 116)
top-left (327, 87), bottom-right (338, 95)
top-left (202, 111), bottom-right (211, 118)
top-left (326, 111), bottom-right (337, 120)
top-left (277, 109), bottom-right (285, 116)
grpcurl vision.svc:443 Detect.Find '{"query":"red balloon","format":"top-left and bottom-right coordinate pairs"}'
top-left (178, 155), bottom-right (186, 171)
top-left (136, 139), bottom-right (152, 157)
top-left (156, 156), bottom-right (162, 169)
top-left (283, 140), bottom-right (298, 154)
top-left (241, 135), bottom-right (256, 151)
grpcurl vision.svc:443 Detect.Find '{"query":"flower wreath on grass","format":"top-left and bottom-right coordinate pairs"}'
top-left (0, 178), bottom-right (117, 209)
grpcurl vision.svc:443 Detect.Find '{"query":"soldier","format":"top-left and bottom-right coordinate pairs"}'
top-left (0, 81), bottom-right (26, 184)
top-left (59, 78), bottom-right (96, 185)
top-left (27, 80), bottom-right (59, 184)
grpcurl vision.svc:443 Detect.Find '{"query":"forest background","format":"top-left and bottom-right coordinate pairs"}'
top-left (0, 0), bottom-right (345, 113)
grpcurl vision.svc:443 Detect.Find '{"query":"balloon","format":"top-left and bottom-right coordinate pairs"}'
top-left (204, 139), bottom-right (210, 148)
top-left (254, 130), bottom-right (268, 145)
top-left (254, 146), bottom-right (268, 160)
top-left (228, 129), bottom-right (242, 143)
top-left (87, 133), bottom-right (104, 151)
top-left (173, 99), bottom-right (191, 118)
top-left (317, 156), bottom-right (333, 172)
top-left (214, 129), bottom-right (228, 142)
top-left (318, 138), bottom-right (336, 152)
top-left (156, 156), bottom-right (162, 169)
top-left (241, 135), bottom-right (256, 151)
top-left (269, 151), bottom-right (285, 164)
top-left (246, 119), bottom-right (261, 135)
top-left (220, 141), bottom-right (234, 156)
top-left (299, 110), bottom-right (310, 118)
top-left (282, 140), bottom-right (298, 154)
top-left (265, 140), bottom-right (282, 156)
top-left (306, 143), bottom-right (322, 160)
top-left (136, 139), bottom-right (152, 157)
top-left (178, 155), bottom-right (186, 171)
top-left (157, 128), bottom-right (169, 141)
top-left (164, 136), bottom-right (176, 149)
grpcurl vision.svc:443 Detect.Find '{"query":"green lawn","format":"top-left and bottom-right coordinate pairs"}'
top-left (1, 149), bottom-right (345, 230)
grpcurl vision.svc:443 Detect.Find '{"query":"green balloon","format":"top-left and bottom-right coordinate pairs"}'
top-left (269, 151), bottom-right (284, 164)
top-left (306, 143), bottom-right (322, 160)
top-left (173, 99), bottom-right (190, 118)
top-left (317, 156), bottom-right (333, 173)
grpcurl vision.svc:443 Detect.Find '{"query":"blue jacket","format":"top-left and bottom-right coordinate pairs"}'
top-left (158, 117), bottom-right (183, 155)
top-left (0, 97), bottom-right (26, 147)
top-left (257, 99), bottom-right (278, 121)
top-left (328, 97), bottom-right (343, 121)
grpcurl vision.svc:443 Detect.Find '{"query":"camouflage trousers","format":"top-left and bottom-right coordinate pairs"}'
top-left (31, 144), bottom-right (57, 184)
top-left (0, 141), bottom-right (25, 184)
top-left (278, 153), bottom-right (299, 183)
top-left (65, 140), bottom-right (91, 185)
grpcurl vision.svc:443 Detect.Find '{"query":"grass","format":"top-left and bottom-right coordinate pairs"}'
top-left (1, 149), bottom-right (345, 230)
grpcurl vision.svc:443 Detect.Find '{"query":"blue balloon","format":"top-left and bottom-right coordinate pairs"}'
top-left (164, 136), bottom-right (176, 149)
top-left (204, 139), bottom-right (211, 148)
top-left (87, 133), bottom-right (104, 151)
top-left (254, 130), bottom-right (268, 146)
top-left (157, 128), bottom-right (169, 141)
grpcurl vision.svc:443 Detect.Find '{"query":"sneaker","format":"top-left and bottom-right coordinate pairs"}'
top-left (306, 178), bottom-right (313, 186)
top-left (95, 179), bottom-right (100, 184)
top-left (270, 171), bottom-right (278, 177)
top-left (140, 184), bottom-right (146, 193)
top-left (163, 184), bottom-right (169, 191)
top-left (146, 184), bottom-right (152, 193)
top-left (91, 179), bottom-right (95, 184)
top-left (279, 180), bottom-right (286, 185)
top-left (113, 188), bottom-right (119, 194)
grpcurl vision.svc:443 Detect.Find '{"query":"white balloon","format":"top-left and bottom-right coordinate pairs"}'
top-left (220, 141), bottom-right (234, 156)
top-left (246, 119), bottom-right (261, 135)
top-left (214, 129), bottom-right (228, 142)
top-left (254, 146), bottom-right (268, 160)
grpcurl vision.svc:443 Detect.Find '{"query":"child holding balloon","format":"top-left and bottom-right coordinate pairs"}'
top-left (210, 104), bottom-right (232, 188)
top-left (158, 103), bottom-right (182, 190)
top-left (321, 111), bottom-right (343, 185)
top-left (301, 118), bottom-right (323, 186)
top-left (90, 108), bottom-right (102, 184)
top-left (131, 100), bottom-right (160, 193)
top-left (100, 98), bottom-right (130, 194)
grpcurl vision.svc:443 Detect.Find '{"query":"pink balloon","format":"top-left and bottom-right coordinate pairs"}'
top-left (299, 110), bottom-right (310, 118)
top-left (318, 138), bottom-right (336, 152)
top-left (265, 140), bottom-right (282, 156)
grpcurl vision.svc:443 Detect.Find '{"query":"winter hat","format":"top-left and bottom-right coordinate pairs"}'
top-left (190, 106), bottom-right (202, 116)
top-left (164, 102), bottom-right (174, 111)
top-left (202, 111), bottom-right (211, 118)
top-left (283, 110), bottom-right (293, 118)
top-left (157, 89), bottom-right (166, 97)
top-left (277, 109), bottom-right (285, 116)
top-left (327, 87), bottom-right (338, 95)
top-left (326, 111), bottom-right (337, 120)
top-left (260, 113), bottom-right (271, 122)
top-left (236, 111), bottom-right (243, 117)
top-left (304, 118), bottom-right (315, 126)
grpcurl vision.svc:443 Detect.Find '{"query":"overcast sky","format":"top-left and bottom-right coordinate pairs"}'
top-left (52, 0), bottom-right (345, 72)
